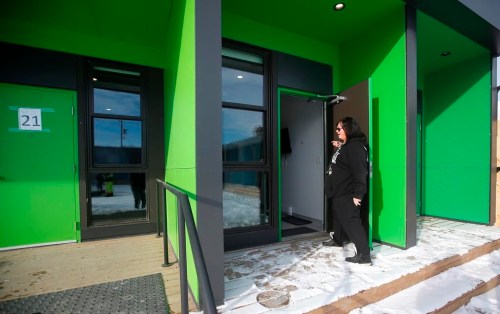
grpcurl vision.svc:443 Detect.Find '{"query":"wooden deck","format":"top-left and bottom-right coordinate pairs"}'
top-left (1, 216), bottom-right (499, 314)
top-left (0, 234), bottom-right (192, 314)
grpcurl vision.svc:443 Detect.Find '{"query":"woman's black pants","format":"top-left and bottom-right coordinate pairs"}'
top-left (331, 195), bottom-right (370, 256)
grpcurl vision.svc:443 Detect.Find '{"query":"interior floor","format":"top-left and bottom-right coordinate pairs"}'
top-left (281, 214), bottom-right (324, 239)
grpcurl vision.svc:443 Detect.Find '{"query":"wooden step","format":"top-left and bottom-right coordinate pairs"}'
top-left (307, 239), bottom-right (500, 313)
top-left (348, 250), bottom-right (499, 313)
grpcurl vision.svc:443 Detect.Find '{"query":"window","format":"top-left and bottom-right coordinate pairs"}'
top-left (496, 57), bottom-right (499, 119)
top-left (88, 64), bottom-right (147, 225)
top-left (91, 67), bottom-right (143, 166)
top-left (222, 46), bottom-right (270, 231)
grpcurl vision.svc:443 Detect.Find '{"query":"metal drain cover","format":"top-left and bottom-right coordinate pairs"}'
top-left (257, 289), bottom-right (290, 308)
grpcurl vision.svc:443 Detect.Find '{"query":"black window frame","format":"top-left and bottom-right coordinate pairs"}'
top-left (222, 41), bottom-right (273, 234)
top-left (85, 59), bottom-right (149, 227)
top-left (88, 61), bottom-right (147, 168)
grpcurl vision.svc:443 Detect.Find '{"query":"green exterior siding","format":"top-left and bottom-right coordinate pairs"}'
top-left (423, 54), bottom-right (491, 223)
top-left (163, 0), bottom-right (200, 302)
top-left (0, 2), bottom-right (167, 68)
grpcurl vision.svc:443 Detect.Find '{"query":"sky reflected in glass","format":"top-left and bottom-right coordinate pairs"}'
top-left (94, 88), bottom-right (140, 116)
top-left (222, 108), bottom-right (262, 145)
top-left (222, 67), bottom-right (263, 106)
top-left (94, 118), bottom-right (141, 148)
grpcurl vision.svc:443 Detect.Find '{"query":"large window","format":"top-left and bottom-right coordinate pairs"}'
top-left (222, 47), bottom-right (270, 231)
top-left (89, 65), bottom-right (147, 225)
top-left (497, 57), bottom-right (499, 120)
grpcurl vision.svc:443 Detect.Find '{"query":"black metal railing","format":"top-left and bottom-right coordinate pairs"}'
top-left (155, 179), bottom-right (217, 314)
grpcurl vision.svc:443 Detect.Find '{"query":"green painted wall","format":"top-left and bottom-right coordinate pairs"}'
top-left (163, 0), bottom-right (200, 302)
top-left (0, 83), bottom-right (79, 248)
top-left (223, 7), bottom-right (408, 247)
top-left (422, 54), bottom-right (491, 223)
top-left (222, 10), bottom-right (339, 89)
top-left (0, 1), bottom-right (166, 68)
top-left (338, 7), bottom-right (407, 247)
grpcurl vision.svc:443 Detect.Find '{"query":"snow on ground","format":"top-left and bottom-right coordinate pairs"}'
top-left (223, 191), bottom-right (264, 228)
top-left (350, 250), bottom-right (500, 313)
top-left (454, 285), bottom-right (499, 314)
top-left (209, 218), bottom-right (500, 314)
top-left (92, 184), bottom-right (139, 214)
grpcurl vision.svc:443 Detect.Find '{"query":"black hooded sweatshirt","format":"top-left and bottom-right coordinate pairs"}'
top-left (325, 137), bottom-right (368, 199)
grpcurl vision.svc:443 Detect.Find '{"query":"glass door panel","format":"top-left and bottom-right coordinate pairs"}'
top-left (90, 172), bottom-right (147, 224)
top-left (223, 171), bottom-right (268, 229)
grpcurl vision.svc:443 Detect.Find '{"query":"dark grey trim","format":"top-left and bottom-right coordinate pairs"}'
top-left (81, 223), bottom-right (156, 240)
top-left (0, 42), bottom-right (77, 90)
top-left (77, 57), bottom-right (89, 232)
top-left (405, 4), bottom-right (418, 248)
top-left (405, 0), bottom-right (500, 54)
top-left (459, 0), bottom-right (500, 30)
top-left (276, 52), bottom-right (333, 95)
top-left (195, 0), bottom-right (224, 306)
top-left (146, 68), bottom-right (165, 230)
top-left (491, 57), bottom-right (498, 225)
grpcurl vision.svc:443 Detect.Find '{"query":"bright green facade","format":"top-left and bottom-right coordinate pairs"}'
top-left (0, 0), bottom-right (497, 309)
top-left (224, 5), bottom-right (409, 247)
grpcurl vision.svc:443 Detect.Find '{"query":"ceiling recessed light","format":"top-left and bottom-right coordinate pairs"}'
top-left (237, 75), bottom-right (243, 79)
top-left (441, 51), bottom-right (451, 56)
top-left (106, 108), bottom-right (112, 111)
top-left (334, 3), bottom-right (345, 11)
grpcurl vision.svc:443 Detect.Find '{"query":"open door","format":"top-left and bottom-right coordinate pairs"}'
top-left (327, 79), bottom-right (372, 248)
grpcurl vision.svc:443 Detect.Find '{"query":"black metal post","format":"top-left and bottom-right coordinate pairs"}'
top-left (161, 187), bottom-right (170, 267)
top-left (178, 197), bottom-right (188, 314)
top-left (156, 181), bottom-right (162, 238)
top-left (180, 195), bottom-right (217, 314)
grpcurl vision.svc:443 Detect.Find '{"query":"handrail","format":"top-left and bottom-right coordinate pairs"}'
top-left (155, 179), bottom-right (217, 314)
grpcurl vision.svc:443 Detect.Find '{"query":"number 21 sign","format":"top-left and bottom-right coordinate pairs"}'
top-left (18, 108), bottom-right (42, 131)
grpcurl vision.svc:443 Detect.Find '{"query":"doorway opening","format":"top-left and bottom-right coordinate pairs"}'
top-left (279, 92), bottom-right (326, 239)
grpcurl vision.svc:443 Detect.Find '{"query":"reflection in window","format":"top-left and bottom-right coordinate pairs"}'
top-left (93, 118), bottom-right (142, 164)
top-left (94, 88), bottom-right (141, 116)
top-left (223, 171), bottom-right (268, 229)
top-left (222, 67), bottom-right (263, 106)
top-left (222, 108), bottom-right (263, 162)
top-left (497, 57), bottom-right (499, 86)
top-left (90, 172), bottom-right (147, 224)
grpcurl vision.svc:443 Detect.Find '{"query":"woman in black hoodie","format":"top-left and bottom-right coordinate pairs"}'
top-left (323, 116), bottom-right (371, 265)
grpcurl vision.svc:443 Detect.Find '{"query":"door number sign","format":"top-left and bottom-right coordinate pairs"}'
top-left (18, 108), bottom-right (42, 131)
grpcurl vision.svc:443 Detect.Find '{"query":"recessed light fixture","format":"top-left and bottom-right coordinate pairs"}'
top-left (441, 51), bottom-right (451, 57)
top-left (334, 3), bottom-right (345, 11)
top-left (106, 108), bottom-right (112, 111)
top-left (237, 75), bottom-right (243, 79)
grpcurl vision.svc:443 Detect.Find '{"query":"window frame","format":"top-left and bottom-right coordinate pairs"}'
top-left (222, 41), bottom-right (273, 234)
top-left (88, 61), bottom-right (147, 168)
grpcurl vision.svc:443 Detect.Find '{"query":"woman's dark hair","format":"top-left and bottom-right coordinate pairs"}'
top-left (338, 116), bottom-right (366, 142)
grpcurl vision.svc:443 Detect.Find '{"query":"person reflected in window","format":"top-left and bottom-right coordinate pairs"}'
top-left (323, 117), bottom-right (371, 265)
top-left (130, 173), bottom-right (146, 209)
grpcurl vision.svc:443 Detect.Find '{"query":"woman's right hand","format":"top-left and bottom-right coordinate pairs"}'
top-left (331, 140), bottom-right (342, 148)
